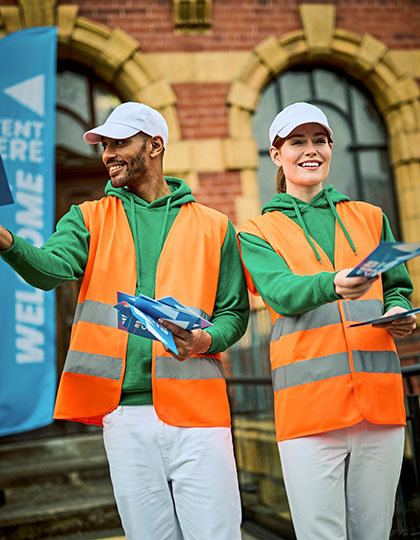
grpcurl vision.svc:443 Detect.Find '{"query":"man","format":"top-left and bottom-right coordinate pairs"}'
top-left (0, 102), bottom-right (249, 540)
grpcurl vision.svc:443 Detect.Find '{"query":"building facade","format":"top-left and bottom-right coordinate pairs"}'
top-left (2, 0), bottom-right (419, 293)
top-left (1, 1), bottom-right (419, 533)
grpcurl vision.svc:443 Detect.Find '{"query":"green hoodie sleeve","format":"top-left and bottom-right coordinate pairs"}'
top-left (381, 213), bottom-right (413, 312)
top-left (238, 211), bottom-right (414, 317)
top-left (238, 231), bottom-right (340, 317)
top-left (205, 221), bottom-right (250, 353)
top-left (0, 205), bottom-right (89, 290)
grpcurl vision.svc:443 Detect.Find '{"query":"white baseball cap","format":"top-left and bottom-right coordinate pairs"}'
top-left (269, 102), bottom-right (333, 146)
top-left (83, 102), bottom-right (169, 147)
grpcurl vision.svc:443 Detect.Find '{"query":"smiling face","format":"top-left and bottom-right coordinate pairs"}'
top-left (101, 133), bottom-right (149, 190)
top-left (270, 122), bottom-right (333, 201)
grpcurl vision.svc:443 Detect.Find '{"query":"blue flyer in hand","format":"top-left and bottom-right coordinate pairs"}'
top-left (347, 241), bottom-right (420, 278)
top-left (348, 307), bottom-right (420, 327)
top-left (114, 292), bottom-right (213, 354)
top-left (0, 154), bottom-right (13, 206)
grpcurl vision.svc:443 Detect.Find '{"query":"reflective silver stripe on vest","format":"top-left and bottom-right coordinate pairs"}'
top-left (186, 306), bottom-right (211, 322)
top-left (271, 298), bottom-right (385, 341)
top-left (73, 300), bottom-right (118, 328)
top-left (155, 356), bottom-right (225, 380)
top-left (341, 298), bottom-right (383, 322)
top-left (63, 350), bottom-right (122, 380)
top-left (271, 303), bottom-right (341, 341)
top-left (272, 352), bottom-right (351, 391)
top-left (353, 350), bottom-right (401, 375)
top-left (272, 349), bottom-right (400, 392)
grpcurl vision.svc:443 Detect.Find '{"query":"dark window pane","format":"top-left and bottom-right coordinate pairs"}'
top-left (56, 110), bottom-right (96, 157)
top-left (350, 86), bottom-right (385, 145)
top-left (56, 63), bottom-right (121, 159)
top-left (253, 83), bottom-right (278, 150)
top-left (313, 69), bottom-right (346, 110)
top-left (92, 86), bottom-right (121, 126)
top-left (279, 70), bottom-right (311, 104)
top-left (326, 106), bottom-right (358, 200)
top-left (56, 71), bottom-right (90, 123)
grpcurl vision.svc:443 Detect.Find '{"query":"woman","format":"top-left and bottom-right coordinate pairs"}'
top-left (238, 102), bottom-right (417, 540)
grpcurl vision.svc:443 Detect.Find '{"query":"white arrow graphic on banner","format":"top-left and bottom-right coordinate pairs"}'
top-left (3, 74), bottom-right (45, 117)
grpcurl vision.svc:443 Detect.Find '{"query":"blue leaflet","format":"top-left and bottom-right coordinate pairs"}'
top-left (0, 154), bottom-right (13, 206)
top-left (347, 241), bottom-right (420, 278)
top-left (348, 307), bottom-right (420, 327)
top-left (114, 292), bottom-right (213, 354)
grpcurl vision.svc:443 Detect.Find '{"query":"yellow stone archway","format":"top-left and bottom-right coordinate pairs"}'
top-left (0, 1), bottom-right (195, 183)
top-left (228, 4), bottom-right (420, 304)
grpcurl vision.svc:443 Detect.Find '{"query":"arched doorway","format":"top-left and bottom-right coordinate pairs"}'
top-left (54, 61), bottom-right (122, 383)
top-left (253, 65), bottom-right (400, 236)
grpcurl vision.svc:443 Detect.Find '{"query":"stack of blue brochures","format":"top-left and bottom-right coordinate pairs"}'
top-left (114, 292), bottom-right (213, 354)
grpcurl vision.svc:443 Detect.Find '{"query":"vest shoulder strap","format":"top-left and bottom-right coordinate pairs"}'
top-left (337, 200), bottom-right (383, 243)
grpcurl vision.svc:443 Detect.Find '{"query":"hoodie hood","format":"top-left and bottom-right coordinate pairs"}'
top-left (262, 184), bottom-right (349, 215)
top-left (262, 184), bottom-right (356, 264)
top-left (104, 176), bottom-right (195, 208)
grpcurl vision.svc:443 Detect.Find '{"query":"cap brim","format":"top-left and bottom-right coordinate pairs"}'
top-left (83, 123), bottom-right (140, 144)
top-left (277, 120), bottom-right (333, 140)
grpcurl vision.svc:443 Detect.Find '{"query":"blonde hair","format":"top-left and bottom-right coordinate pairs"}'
top-left (272, 136), bottom-right (286, 193)
top-left (276, 167), bottom-right (286, 193)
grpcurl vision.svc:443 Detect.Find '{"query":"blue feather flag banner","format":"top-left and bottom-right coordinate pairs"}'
top-left (0, 27), bottom-right (57, 436)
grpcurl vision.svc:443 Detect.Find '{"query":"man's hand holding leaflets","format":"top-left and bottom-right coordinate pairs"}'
top-left (345, 241), bottom-right (420, 335)
top-left (114, 292), bottom-right (212, 360)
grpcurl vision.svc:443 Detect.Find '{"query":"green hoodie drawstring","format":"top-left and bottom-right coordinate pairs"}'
top-left (291, 197), bottom-right (322, 264)
top-left (157, 196), bottom-right (171, 256)
top-left (129, 194), bottom-right (172, 291)
top-left (129, 196), bottom-right (142, 289)
top-left (325, 189), bottom-right (357, 255)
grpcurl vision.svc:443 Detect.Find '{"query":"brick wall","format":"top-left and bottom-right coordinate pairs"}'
top-left (173, 83), bottom-right (230, 140)
top-left (195, 171), bottom-right (242, 219)
top-left (62, 0), bottom-right (420, 51)
top-left (4, 0), bottom-right (420, 223)
top-left (55, 0), bottom-right (420, 222)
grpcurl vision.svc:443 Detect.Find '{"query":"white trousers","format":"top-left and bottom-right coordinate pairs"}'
top-left (278, 420), bottom-right (405, 540)
top-left (102, 405), bottom-right (242, 540)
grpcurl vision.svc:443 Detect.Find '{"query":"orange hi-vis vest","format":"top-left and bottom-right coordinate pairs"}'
top-left (239, 200), bottom-right (406, 442)
top-left (54, 195), bottom-right (231, 428)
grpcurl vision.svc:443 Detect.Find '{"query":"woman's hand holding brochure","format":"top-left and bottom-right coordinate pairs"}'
top-left (370, 306), bottom-right (418, 338)
top-left (348, 306), bottom-right (419, 337)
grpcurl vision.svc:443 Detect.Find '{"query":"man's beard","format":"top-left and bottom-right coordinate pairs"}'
top-left (111, 140), bottom-right (148, 187)
top-left (125, 152), bottom-right (147, 184)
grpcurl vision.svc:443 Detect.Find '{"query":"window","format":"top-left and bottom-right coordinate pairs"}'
top-left (56, 61), bottom-right (121, 164)
top-left (253, 66), bottom-right (400, 237)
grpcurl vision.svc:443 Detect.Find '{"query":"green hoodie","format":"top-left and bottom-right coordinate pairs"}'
top-left (1, 177), bottom-right (249, 406)
top-left (238, 184), bottom-right (413, 317)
